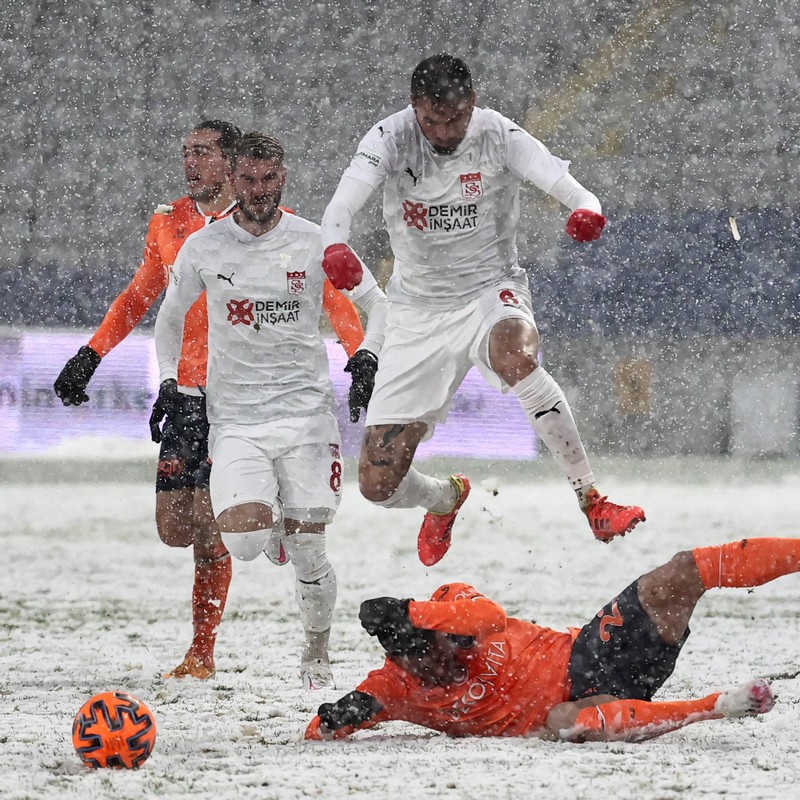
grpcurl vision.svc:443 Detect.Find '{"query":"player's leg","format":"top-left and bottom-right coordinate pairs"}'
top-left (478, 285), bottom-right (644, 541)
top-left (160, 398), bottom-right (233, 680)
top-left (360, 306), bottom-right (474, 565)
top-left (561, 539), bottom-right (800, 737)
top-left (549, 679), bottom-right (775, 742)
top-left (154, 412), bottom-right (197, 548)
top-left (639, 538), bottom-right (800, 645)
top-left (277, 435), bottom-right (342, 689)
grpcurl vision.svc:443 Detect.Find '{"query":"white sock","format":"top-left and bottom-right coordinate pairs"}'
top-left (284, 533), bottom-right (337, 633)
top-left (302, 629), bottom-right (330, 662)
top-left (512, 367), bottom-right (595, 490)
top-left (373, 467), bottom-right (456, 513)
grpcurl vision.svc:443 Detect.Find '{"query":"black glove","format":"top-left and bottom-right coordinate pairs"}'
top-left (360, 597), bottom-right (437, 658)
top-left (344, 349), bottom-right (378, 423)
top-left (53, 346), bottom-right (101, 406)
top-left (149, 379), bottom-right (181, 443)
top-left (318, 691), bottom-right (383, 732)
top-left (359, 597), bottom-right (410, 636)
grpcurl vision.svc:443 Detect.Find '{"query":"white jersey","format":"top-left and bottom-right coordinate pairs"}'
top-left (155, 212), bottom-right (376, 427)
top-left (341, 105), bottom-right (570, 308)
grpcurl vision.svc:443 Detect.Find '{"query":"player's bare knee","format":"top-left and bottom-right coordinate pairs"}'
top-left (639, 551), bottom-right (705, 615)
top-left (494, 351), bottom-right (540, 386)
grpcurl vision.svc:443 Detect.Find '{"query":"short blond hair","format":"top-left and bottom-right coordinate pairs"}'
top-left (232, 132), bottom-right (284, 165)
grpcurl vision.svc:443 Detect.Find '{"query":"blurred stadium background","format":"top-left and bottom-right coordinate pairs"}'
top-left (2, 0), bottom-right (798, 460)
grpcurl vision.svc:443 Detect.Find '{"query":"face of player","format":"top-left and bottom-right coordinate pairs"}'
top-left (233, 156), bottom-right (287, 233)
top-left (390, 633), bottom-right (467, 686)
top-left (412, 92), bottom-right (476, 154)
top-left (182, 129), bottom-right (231, 203)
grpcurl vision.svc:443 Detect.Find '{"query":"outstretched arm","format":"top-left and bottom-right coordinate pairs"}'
top-left (54, 222), bottom-right (166, 406)
top-left (409, 584), bottom-right (506, 639)
top-left (321, 175), bottom-right (377, 248)
top-left (305, 690), bottom-right (386, 741)
top-left (505, 127), bottom-right (604, 242)
top-left (88, 254), bottom-right (166, 357)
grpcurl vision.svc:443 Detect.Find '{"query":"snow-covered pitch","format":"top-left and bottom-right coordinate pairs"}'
top-left (2, 460), bottom-right (799, 799)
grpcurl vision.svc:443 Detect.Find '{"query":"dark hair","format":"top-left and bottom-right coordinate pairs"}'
top-left (411, 53), bottom-right (473, 104)
top-left (194, 120), bottom-right (242, 159)
top-left (232, 132), bottom-right (285, 166)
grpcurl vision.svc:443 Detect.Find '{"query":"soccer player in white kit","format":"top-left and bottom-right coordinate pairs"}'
top-left (155, 132), bottom-right (388, 688)
top-left (320, 54), bottom-right (645, 567)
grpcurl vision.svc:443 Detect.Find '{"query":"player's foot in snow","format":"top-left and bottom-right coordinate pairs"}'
top-left (301, 657), bottom-right (335, 690)
top-left (715, 679), bottom-right (775, 717)
top-left (583, 488), bottom-right (646, 543)
top-left (417, 474), bottom-right (471, 567)
top-left (264, 530), bottom-right (288, 566)
top-left (163, 652), bottom-right (216, 680)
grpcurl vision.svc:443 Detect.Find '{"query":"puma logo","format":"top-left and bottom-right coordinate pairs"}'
top-left (378, 125), bottom-right (386, 137)
top-left (534, 401), bottom-right (562, 419)
top-left (405, 167), bottom-right (420, 186)
top-left (216, 272), bottom-right (234, 285)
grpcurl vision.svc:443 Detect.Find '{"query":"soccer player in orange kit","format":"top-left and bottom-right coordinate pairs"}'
top-left (305, 537), bottom-right (799, 742)
top-left (54, 121), bottom-right (366, 680)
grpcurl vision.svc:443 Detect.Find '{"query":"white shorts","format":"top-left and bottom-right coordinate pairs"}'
top-left (208, 413), bottom-right (343, 522)
top-left (365, 280), bottom-right (536, 432)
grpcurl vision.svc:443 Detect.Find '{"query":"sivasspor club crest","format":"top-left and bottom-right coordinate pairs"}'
top-left (287, 270), bottom-right (306, 294)
top-left (460, 172), bottom-right (483, 198)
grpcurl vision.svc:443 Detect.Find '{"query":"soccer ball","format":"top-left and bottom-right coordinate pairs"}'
top-left (72, 691), bottom-right (157, 769)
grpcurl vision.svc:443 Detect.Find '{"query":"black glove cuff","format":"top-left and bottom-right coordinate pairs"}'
top-left (344, 349), bottom-right (378, 373)
top-left (77, 345), bottom-right (102, 370)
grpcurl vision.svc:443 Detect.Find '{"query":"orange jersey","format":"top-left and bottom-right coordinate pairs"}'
top-left (306, 583), bottom-right (578, 739)
top-left (88, 198), bottom-right (363, 388)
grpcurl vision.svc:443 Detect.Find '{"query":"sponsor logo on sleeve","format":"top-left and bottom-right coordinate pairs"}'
top-left (355, 150), bottom-right (382, 169)
top-left (460, 172), bottom-right (483, 198)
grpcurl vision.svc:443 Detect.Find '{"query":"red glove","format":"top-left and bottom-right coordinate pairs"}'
top-left (322, 244), bottom-right (363, 290)
top-left (565, 209), bottom-right (606, 242)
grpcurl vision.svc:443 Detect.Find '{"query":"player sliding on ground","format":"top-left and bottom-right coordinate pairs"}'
top-left (305, 537), bottom-right (796, 741)
top-left (321, 53), bottom-right (644, 567)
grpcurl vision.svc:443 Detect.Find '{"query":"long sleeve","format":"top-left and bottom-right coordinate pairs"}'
top-left (87, 220), bottom-right (167, 357)
top-left (408, 584), bottom-right (507, 639)
top-left (154, 247), bottom-right (205, 382)
top-left (322, 279), bottom-right (363, 358)
top-left (320, 175), bottom-right (378, 247)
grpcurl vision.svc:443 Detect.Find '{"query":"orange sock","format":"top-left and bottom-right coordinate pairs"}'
top-left (190, 550), bottom-right (232, 665)
top-left (692, 538), bottom-right (800, 590)
top-left (572, 694), bottom-right (722, 742)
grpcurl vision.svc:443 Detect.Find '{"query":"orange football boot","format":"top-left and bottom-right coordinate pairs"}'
top-left (584, 488), bottom-right (646, 543)
top-left (417, 475), bottom-right (471, 566)
top-left (163, 651), bottom-right (215, 680)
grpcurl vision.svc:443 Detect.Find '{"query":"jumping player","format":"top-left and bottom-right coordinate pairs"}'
top-left (54, 121), bottom-right (366, 681)
top-left (154, 132), bottom-right (388, 689)
top-left (320, 53), bottom-right (645, 566)
top-left (305, 537), bottom-right (798, 740)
